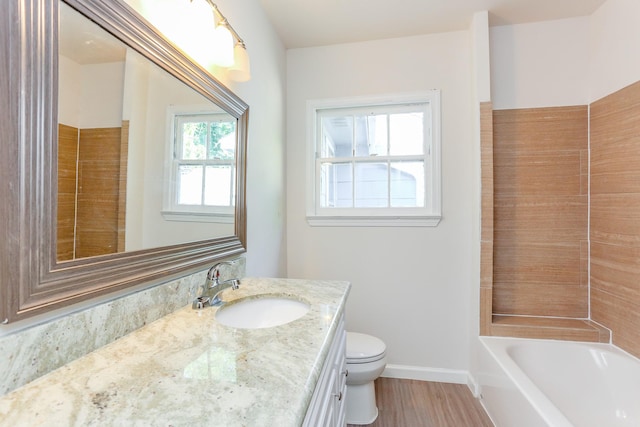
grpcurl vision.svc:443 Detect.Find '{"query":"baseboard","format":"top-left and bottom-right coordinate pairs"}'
top-left (381, 364), bottom-right (469, 385)
top-left (467, 372), bottom-right (481, 398)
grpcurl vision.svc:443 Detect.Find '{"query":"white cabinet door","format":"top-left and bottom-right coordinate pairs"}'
top-left (303, 314), bottom-right (346, 427)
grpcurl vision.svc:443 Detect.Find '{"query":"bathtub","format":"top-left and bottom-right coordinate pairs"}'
top-left (478, 337), bottom-right (640, 427)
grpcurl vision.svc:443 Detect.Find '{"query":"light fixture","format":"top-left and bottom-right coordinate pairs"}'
top-left (229, 41), bottom-right (251, 82)
top-left (201, 1), bottom-right (251, 81)
top-left (212, 19), bottom-right (234, 67)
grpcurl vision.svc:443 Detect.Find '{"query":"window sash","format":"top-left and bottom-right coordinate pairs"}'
top-left (315, 108), bottom-right (431, 213)
top-left (306, 91), bottom-right (441, 225)
top-left (163, 110), bottom-right (237, 221)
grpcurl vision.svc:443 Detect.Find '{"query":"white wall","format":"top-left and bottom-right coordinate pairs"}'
top-left (217, 1), bottom-right (288, 277)
top-left (58, 56), bottom-right (124, 128)
top-left (137, 58), bottom-right (234, 249)
top-left (122, 48), bottom-right (150, 250)
top-left (589, 0), bottom-right (640, 102)
top-left (58, 56), bottom-right (81, 127)
top-left (490, 17), bottom-right (590, 110)
top-left (469, 11), bottom-right (491, 393)
top-left (79, 62), bottom-right (125, 128)
top-left (286, 32), bottom-right (475, 378)
top-left (471, 0), bottom-right (640, 123)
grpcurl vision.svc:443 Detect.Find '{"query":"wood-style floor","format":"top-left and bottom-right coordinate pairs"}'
top-left (347, 378), bottom-right (494, 427)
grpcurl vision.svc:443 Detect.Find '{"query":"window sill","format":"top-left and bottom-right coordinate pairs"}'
top-left (161, 211), bottom-right (234, 224)
top-left (306, 215), bottom-right (441, 227)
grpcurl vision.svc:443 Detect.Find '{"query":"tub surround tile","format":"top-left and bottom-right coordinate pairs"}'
top-left (0, 259), bottom-right (245, 396)
top-left (590, 80), bottom-right (640, 359)
top-left (480, 288), bottom-right (493, 336)
top-left (492, 106), bottom-right (588, 320)
top-left (481, 81), bottom-right (640, 351)
top-left (591, 82), bottom-right (640, 196)
top-left (0, 278), bottom-right (350, 426)
top-left (491, 315), bottom-right (610, 343)
top-left (493, 151), bottom-right (582, 196)
top-left (492, 106), bottom-right (587, 151)
top-left (479, 101), bottom-right (494, 336)
top-left (57, 124), bottom-right (80, 260)
top-left (492, 284), bottom-right (588, 318)
top-left (480, 241), bottom-right (493, 289)
top-left (591, 193), bottom-right (640, 245)
top-left (591, 288), bottom-right (640, 353)
top-left (591, 242), bottom-right (640, 301)
top-left (493, 195), bottom-right (588, 237)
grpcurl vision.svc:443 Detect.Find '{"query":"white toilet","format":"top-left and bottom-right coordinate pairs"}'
top-left (345, 332), bottom-right (387, 425)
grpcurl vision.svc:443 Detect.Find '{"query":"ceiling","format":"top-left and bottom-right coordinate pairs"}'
top-left (258, 0), bottom-right (607, 49)
top-left (60, 2), bottom-right (126, 64)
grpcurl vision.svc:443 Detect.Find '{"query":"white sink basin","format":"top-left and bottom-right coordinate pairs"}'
top-left (215, 296), bottom-right (310, 329)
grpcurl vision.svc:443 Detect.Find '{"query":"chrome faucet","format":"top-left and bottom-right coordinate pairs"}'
top-left (192, 261), bottom-right (240, 309)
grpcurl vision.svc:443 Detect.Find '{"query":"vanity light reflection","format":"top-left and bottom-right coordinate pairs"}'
top-left (183, 347), bottom-right (237, 382)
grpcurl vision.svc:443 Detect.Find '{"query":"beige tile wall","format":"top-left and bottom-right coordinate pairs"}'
top-left (479, 102), bottom-right (494, 336)
top-left (492, 106), bottom-right (589, 318)
top-left (75, 126), bottom-right (124, 258)
top-left (590, 80), bottom-right (640, 358)
top-left (57, 124), bottom-right (79, 261)
top-left (56, 123), bottom-right (128, 260)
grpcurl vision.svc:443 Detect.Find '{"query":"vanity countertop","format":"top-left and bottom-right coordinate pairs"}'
top-left (0, 278), bottom-right (350, 426)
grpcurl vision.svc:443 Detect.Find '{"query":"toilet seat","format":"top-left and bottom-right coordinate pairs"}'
top-left (347, 332), bottom-right (386, 364)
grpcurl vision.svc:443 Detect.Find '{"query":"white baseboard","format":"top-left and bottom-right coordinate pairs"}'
top-left (381, 364), bottom-right (469, 385)
top-left (467, 372), bottom-right (481, 397)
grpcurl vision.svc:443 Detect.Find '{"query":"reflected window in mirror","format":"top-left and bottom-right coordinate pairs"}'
top-left (56, 1), bottom-right (239, 261)
top-left (163, 110), bottom-right (236, 223)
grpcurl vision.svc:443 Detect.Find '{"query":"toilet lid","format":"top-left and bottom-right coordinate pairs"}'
top-left (346, 332), bottom-right (386, 363)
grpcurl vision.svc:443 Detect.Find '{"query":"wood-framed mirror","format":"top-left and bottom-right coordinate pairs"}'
top-left (0, 0), bottom-right (248, 323)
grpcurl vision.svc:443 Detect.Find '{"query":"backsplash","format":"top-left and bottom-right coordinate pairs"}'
top-left (0, 257), bottom-right (245, 396)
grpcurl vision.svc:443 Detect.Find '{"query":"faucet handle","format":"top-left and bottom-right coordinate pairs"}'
top-left (192, 296), bottom-right (210, 309)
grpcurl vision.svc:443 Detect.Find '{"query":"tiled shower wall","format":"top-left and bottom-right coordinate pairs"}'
top-left (483, 80), bottom-right (640, 358)
top-left (492, 106), bottom-right (589, 318)
top-left (590, 80), bottom-right (640, 359)
top-left (57, 122), bottom-right (129, 261)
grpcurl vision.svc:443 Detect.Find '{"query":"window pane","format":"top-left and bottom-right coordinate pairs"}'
top-left (320, 162), bottom-right (352, 207)
top-left (204, 165), bottom-right (233, 206)
top-left (321, 115), bottom-right (353, 158)
top-left (355, 115), bottom-right (387, 157)
top-left (178, 165), bottom-right (203, 204)
top-left (390, 161), bottom-right (424, 207)
top-left (208, 121), bottom-right (236, 160)
top-left (181, 122), bottom-right (207, 160)
top-left (389, 112), bottom-right (424, 155)
top-left (355, 162), bottom-right (388, 207)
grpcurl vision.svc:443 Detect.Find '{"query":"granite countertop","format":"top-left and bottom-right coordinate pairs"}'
top-left (0, 277), bottom-right (350, 426)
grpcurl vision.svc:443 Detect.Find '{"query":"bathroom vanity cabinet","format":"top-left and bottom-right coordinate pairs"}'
top-left (303, 314), bottom-right (347, 426)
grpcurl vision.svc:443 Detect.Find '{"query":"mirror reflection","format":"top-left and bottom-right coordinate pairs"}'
top-left (57, 2), bottom-right (236, 261)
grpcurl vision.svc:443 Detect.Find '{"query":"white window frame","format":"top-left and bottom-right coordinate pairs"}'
top-left (162, 105), bottom-right (236, 223)
top-left (306, 91), bottom-right (442, 227)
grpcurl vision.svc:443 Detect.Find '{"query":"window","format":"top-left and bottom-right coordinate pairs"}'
top-left (163, 109), bottom-right (236, 222)
top-left (307, 92), bottom-right (441, 226)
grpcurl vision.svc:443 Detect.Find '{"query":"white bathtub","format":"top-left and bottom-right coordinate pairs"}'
top-left (478, 337), bottom-right (640, 427)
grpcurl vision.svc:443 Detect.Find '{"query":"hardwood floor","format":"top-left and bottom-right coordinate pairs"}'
top-left (347, 378), bottom-right (494, 427)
